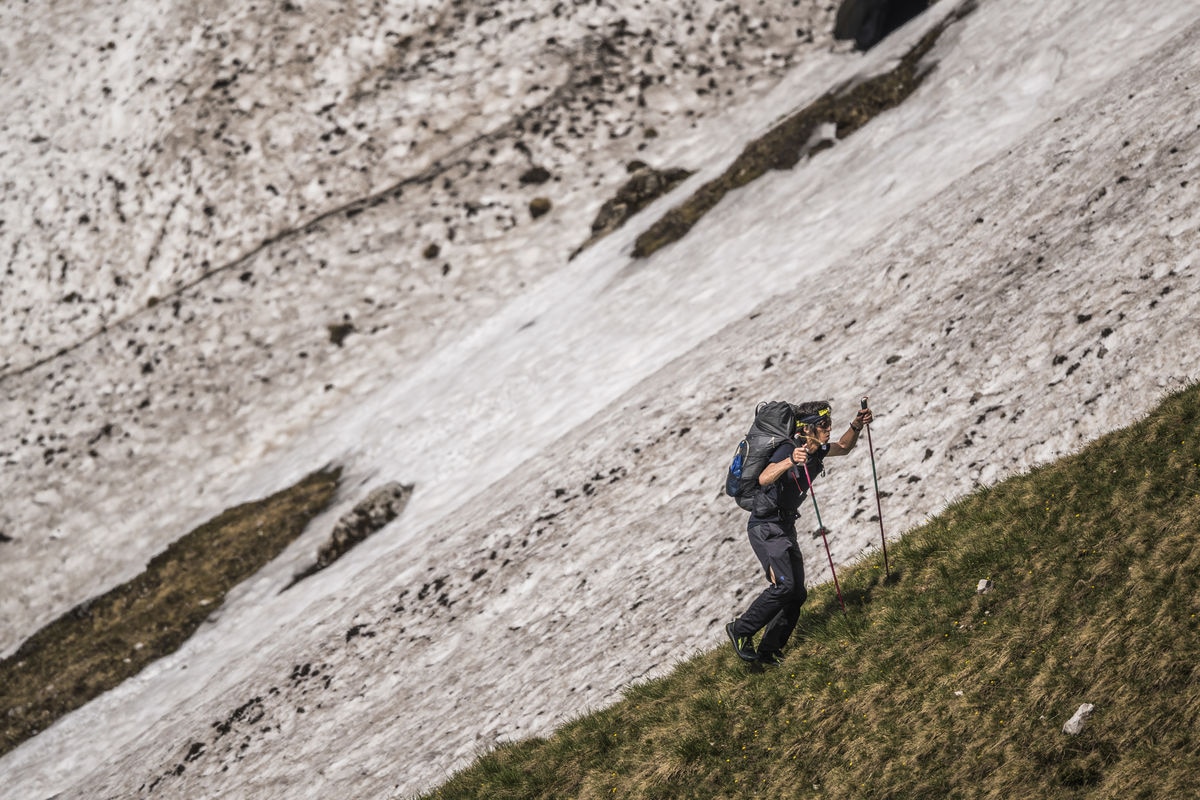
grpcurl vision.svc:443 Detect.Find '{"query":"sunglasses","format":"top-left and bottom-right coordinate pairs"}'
top-left (796, 410), bottom-right (832, 431)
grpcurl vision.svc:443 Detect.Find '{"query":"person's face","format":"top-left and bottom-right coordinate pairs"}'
top-left (800, 418), bottom-right (831, 445)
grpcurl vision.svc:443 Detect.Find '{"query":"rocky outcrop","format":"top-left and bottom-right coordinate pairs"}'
top-left (634, 8), bottom-right (967, 259)
top-left (834, 0), bottom-right (935, 51)
top-left (572, 162), bottom-right (694, 257)
top-left (287, 482), bottom-right (413, 589)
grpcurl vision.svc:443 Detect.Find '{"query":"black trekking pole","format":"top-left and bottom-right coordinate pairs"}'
top-left (799, 462), bottom-right (844, 612)
top-left (861, 396), bottom-right (890, 579)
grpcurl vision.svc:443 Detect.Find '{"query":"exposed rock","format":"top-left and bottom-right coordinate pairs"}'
top-left (317, 482), bottom-right (413, 570)
top-left (519, 166), bottom-right (552, 185)
top-left (1062, 702), bottom-right (1095, 735)
top-left (590, 165), bottom-right (694, 238)
top-left (572, 164), bottom-right (694, 258)
top-left (835, 0), bottom-right (934, 51)
top-left (287, 482), bottom-right (413, 591)
top-left (976, 578), bottom-right (993, 594)
top-left (327, 322), bottom-right (355, 347)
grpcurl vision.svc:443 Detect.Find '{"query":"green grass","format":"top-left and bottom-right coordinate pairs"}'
top-left (423, 382), bottom-right (1200, 799)
top-left (0, 466), bottom-right (341, 758)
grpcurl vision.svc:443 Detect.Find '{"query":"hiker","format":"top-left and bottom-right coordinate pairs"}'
top-left (726, 399), bottom-right (872, 665)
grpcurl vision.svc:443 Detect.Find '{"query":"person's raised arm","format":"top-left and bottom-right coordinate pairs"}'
top-left (828, 407), bottom-right (873, 457)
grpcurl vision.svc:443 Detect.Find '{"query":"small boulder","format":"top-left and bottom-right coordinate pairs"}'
top-left (1062, 703), bottom-right (1095, 735)
top-left (519, 166), bottom-right (552, 185)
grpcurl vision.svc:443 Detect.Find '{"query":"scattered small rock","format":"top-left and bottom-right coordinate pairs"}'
top-left (529, 197), bottom-right (552, 219)
top-left (976, 578), bottom-right (993, 594)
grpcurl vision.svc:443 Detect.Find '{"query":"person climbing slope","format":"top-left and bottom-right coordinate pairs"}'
top-left (725, 399), bottom-right (872, 665)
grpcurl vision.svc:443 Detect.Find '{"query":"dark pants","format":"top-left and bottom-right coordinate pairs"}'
top-left (732, 521), bottom-right (808, 655)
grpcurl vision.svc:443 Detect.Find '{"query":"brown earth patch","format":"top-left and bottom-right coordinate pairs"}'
top-left (0, 466), bottom-right (341, 757)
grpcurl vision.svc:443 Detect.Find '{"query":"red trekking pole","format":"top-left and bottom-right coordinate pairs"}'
top-left (799, 462), bottom-right (844, 612)
top-left (861, 396), bottom-right (890, 578)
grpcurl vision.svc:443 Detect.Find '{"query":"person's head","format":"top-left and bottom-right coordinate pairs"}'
top-left (793, 400), bottom-right (832, 445)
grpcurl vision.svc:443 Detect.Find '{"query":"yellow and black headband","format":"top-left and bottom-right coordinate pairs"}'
top-left (796, 407), bottom-right (831, 428)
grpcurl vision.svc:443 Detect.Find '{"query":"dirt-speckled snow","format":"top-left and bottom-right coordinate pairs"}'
top-left (2, 0), bottom-right (1198, 797)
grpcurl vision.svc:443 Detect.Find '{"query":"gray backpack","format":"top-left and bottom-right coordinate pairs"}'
top-left (724, 401), bottom-right (796, 511)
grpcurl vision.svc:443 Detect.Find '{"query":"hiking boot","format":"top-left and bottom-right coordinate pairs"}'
top-left (756, 650), bottom-right (785, 667)
top-left (725, 621), bottom-right (757, 662)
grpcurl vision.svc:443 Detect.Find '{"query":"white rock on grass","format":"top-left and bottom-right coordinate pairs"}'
top-left (1062, 703), bottom-right (1095, 735)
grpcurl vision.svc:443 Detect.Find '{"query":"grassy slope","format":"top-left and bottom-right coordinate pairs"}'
top-left (0, 467), bottom-right (341, 758)
top-left (425, 382), bottom-right (1200, 799)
